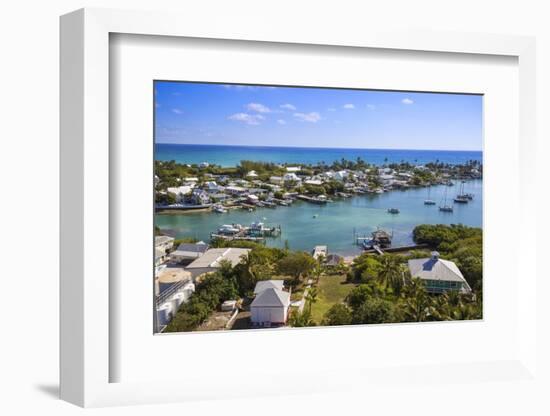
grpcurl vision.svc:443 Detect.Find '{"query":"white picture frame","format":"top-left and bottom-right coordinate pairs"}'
top-left (60, 7), bottom-right (539, 408)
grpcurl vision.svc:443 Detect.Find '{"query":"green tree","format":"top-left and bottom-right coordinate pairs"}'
top-left (378, 255), bottom-right (404, 295)
top-left (322, 304), bottom-right (353, 326)
top-left (277, 252), bottom-right (316, 284)
top-left (288, 309), bottom-right (316, 327)
top-left (400, 278), bottom-right (434, 322)
top-left (352, 298), bottom-right (396, 324)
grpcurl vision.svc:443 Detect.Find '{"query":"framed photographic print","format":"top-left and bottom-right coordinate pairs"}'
top-left (60, 7), bottom-right (540, 409)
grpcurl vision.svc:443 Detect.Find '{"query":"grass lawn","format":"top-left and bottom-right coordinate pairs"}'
top-left (310, 274), bottom-right (358, 324)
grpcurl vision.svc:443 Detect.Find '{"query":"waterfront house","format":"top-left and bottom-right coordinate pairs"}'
top-left (283, 172), bottom-right (301, 182)
top-left (379, 174), bottom-right (396, 186)
top-left (407, 252), bottom-right (472, 294)
top-left (334, 170), bottom-right (349, 181)
top-left (169, 241), bottom-right (209, 263)
top-left (186, 248), bottom-right (250, 279)
top-left (166, 185), bottom-right (193, 202)
top-left (251, 280), bottom-right (290, 327)
top-left (269, 176), bottom-right (284, 185)
top-left (225, 185), bottom-right (248, 196)
top-left (204, 181), bottom-right (222, 192)
top-left (191, 189), bottom-right (211, 205)
top-left (304, 179), bottom-right (323, 186)
top-left (312, 245), bottom-right (328, 260)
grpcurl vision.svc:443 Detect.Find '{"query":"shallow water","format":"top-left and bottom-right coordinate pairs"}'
top-left (156, 180), bottom-right (482, 256)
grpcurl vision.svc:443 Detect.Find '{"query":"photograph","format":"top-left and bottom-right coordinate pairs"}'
top-left (153, 81), bottom-right (483, 333)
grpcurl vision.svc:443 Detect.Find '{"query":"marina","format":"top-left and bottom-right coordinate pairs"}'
top-left (156, 179), bottom-right (482, 256)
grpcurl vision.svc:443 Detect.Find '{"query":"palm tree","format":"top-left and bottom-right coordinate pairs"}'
top-left (401, 278), bottom-right (434, 322)
top-left (378, 256), bottom-right (404, 295)
top-left (304, 287), bottom-right (318, 314)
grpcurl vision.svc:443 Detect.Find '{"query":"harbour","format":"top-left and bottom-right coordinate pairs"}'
top-left (156, 179), bottom-right (482, 256)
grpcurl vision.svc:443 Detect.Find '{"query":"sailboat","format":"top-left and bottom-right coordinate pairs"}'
top-left (439, 185), bottom-right (453, 212)
top-left (453, 180), bottom-right (469, 203)
top-left (424, 185), bottom-right (436, 205)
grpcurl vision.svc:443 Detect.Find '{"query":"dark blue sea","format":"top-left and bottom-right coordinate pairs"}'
top-left (155, 143), bottom-right (482, 167)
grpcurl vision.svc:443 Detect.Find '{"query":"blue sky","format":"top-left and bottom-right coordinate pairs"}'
top-left (154, 81), bottom-right (482, 151)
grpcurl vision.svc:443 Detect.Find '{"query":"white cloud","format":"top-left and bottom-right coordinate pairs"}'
top-left (343, 103), bottom-right (355, 109)
top-left (367, 104), bottom-right (376, 110)
top-left (280, 103), bottom-right (296, 111)
top-left (222, 85), bottom-right (256, 90)
top-left (228, 113), bottom-right (265, 125)
top-left (172, 108), bottom-right (183, 114)
top-left (246, 102), bottom-right (271, 113)
top-left (401, 98), bottom-right (414, 105)
top-left (277, 119), bottom-right (287, 125)
top-left (293, 112), bottom-right (321, 123)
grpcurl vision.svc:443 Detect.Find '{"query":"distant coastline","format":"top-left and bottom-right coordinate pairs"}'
top-left (155, 143), bottom-right (483, 168)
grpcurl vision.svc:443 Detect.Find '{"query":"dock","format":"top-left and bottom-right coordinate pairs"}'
top-left (297, 194), bottom-right (327, 204)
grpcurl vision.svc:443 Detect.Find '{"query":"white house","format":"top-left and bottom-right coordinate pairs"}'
top-left (286, 166), bottom-right (301, 172)
top-left (246, 170), bottom-right (259, 178)
top-left (269, 176), bottom-right (284, 185)
top-left (169, 241), bottom-right (209, 263)
top-left (186, 248), bottom-right (250, 279)
top-left (407, 252), bottom-right (472, 294)
top-left (253, 280), bottom-right (285, 295)
top-left (191, 189), bottom-right (211, 205)
top-left (283, 172), bottom-right (301, 182)
top-left (304, 179), bottom-right (323, 186)
top-left (166, 185), bottom-right (193, 202)
top-left (334, 170), bottom-right (349, 181)
top-left (204, 181), bottom-right (221, 192)
top-left (155, 235), bottom-right (175, 253)
top-left (250, 280), bottom-right (290, 327)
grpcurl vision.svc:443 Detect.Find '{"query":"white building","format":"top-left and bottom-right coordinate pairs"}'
top-left (169, 242), bottom-right (209, 263)
top-left (186, 248), bottom-right (250, 279)
top-left (407, 252), bottom-right (472, 294)
top-left (250, 280), bottom-right (290, 327)
top-left (269, 176), bottom-right (284, 185)
top-left (166, 185), bottom-right (193, 202)
top-left (334, 170), bottom-right (349, 181)
top-left (283, 172), bottom-right (301, 182)
top-left (286, 166), bottom-right (301, 172)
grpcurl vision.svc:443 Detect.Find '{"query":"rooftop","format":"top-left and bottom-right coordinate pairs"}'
top-left (251, 287), bottom-right (290, 308)
top-left (186, 248), bottom-right (250, 269)
top-left (157, 266), bottom-right (192, 284)
top-left (254, 280), bottom-right (285, 294)
top-left (407, 256), bottom-right (470, 285)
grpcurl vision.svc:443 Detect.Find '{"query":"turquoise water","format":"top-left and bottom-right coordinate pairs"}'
top-left (156, 180), bottom-right (482, 256)
top-left (156, 144), bottom-right (482, 168)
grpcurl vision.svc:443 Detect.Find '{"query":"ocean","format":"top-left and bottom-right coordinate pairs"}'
top-left (155, 143), bottom-right (482, 168)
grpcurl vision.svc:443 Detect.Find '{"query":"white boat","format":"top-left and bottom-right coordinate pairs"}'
top-left (213, 204), bottom-right (227, 213)
top-left (439, 186), bottom-right (454, 212)
top-left (218, 224), bottom-right (242, 234)
top-left (424, 186), bottom-right (436, 205)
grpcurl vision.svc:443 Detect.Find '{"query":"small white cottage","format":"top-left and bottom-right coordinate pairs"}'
top-left (250, 280), bottom-right (290, 327)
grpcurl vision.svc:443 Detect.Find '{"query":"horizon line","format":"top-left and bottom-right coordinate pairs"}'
top-left (155, 142), bottom-right (482, 153)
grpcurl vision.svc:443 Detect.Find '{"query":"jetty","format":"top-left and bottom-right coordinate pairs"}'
top-left (297, 194), bottom-right (328, 204)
